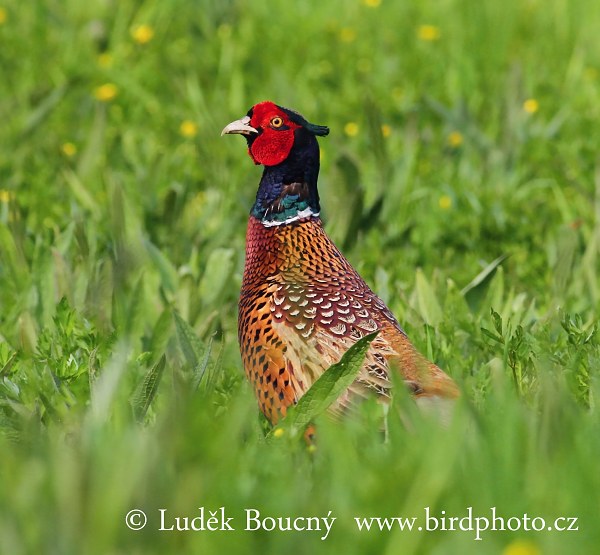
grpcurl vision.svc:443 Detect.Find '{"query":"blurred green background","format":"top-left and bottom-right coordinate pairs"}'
top-left (1, 0), bottom-right (599, 553)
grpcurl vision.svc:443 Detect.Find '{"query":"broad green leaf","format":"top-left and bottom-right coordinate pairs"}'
top-left (191, 336), bottom-right (213, 392)
top-left (491, 308), bottom-right (503, 336)
top-left (0, 351), bottom-right (18, 377)
top-left (130, 355), bottom-right (166, 423)
top-left (174, 311), bottom-right (202, 368)
top-left (125, 274), bottom-right (146, 334)
top-left (326, 154), bottom-right (364, 249)
top-left (89, 344), bottom-right (129, 425)
top-left (415, 269), bottom-right (443, 326)
top-left (173, 311), bottom-right (212, 390)
top-left (274, 331), bottom-right (379, 435)
top-left (149, 309), bottom-right (173, 359)
top-left (461, 254), bottom-right (508, 296)
top-left (481, 326), bottom-right (504, 345)
top-left (76, 103), bottom-right (106, 179)
top-left (203, 340), bottom-right (223, 393)
top-left (62, 170), bottom-right (99, 213)
top-left (31, 249), bottom-right (55, 328)
top-left (0, 225), bottom-right (29, 288)
top-left (17, 311), bottom-right (37, 354)
top-left (145, 240), bottom-right (178, 294)
top-left (485, 265), bottom-right (505, 313)
top-left (552, 225), bottom-right (577, 297)
top-left (198, 248), bottom-right (234, 307)
top-left (461, 254), bottom-right (508, 313)
top-left (88, 347), bottom-right (99, 388)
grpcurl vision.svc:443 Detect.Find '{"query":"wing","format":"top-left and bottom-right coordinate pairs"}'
top-left (270, 280), bottom-right (459, 418)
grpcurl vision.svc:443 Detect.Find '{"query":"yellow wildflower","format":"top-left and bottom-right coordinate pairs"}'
top-left (273, 428), bottom-right (285, 438)
top-left (0, 190), bottom-right (11, 203)
top-left (523, 98), bottom-right (539, 114)
top-left (362, 0), bottom-right (381, 7)
top-left (381, 124), bottom-right (392, 138)
top-left (61, 142), bottom-right (77, 157)
top-left (94, 83), bottom-right (118, 102)
top-left (418, 24), bottom-right (441, 41)
top-left (339, 27), bottom-right (357, 43)
top-left (439, 195), bottom-right (452, 210)
top-left (344, 122), bottom-right (359, 137)
top-left (0, 7), bottom-right (7, 24)
top-left (131, 24), bottom-right (154, 44)
top-left (502, 540), bottom-right (541, 555)
top-left (447, 131), bottom-right (463, 148)
top-left (97, 52), bottom-right (113, 68)
top-left (179, 120), bottom-right (198, 138)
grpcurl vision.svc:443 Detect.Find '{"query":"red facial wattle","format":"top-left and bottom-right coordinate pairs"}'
top-left (247, 101), bottom-right (301, 166)
top-left (248, 128), bottom-right (295, 166)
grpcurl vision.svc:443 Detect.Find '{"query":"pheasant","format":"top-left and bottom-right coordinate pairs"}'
top-left (222, 101), bottom-right (459, 426)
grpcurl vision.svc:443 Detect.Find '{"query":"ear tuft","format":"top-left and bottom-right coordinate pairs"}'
top-left (278, 105), bottom-right (329, 137)
top-left (305, 123), bottom-right (330, 136)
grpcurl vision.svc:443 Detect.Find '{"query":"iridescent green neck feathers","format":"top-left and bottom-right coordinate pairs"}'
top-left (252, 182), bottom-right (319, 226)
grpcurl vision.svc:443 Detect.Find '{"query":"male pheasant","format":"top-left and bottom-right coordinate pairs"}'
top-left (222, 101), bottom-right (459, 426)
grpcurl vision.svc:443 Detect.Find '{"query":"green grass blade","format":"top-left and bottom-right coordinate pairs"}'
top-left (21, 84), bottom-right (67, 136)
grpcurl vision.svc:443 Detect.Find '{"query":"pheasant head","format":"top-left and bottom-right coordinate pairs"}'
top-left (222, 101), bottom-right (329, 226)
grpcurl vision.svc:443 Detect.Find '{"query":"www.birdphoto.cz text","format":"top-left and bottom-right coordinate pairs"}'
top-left (124, 506), bottom-right (578, 541)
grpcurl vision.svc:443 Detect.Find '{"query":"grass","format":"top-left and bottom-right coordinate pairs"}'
top-left (1, 0), bottom-right (600, 553)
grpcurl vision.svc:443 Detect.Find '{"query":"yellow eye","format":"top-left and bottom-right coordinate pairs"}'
top-left (270, 116), bottom-right (284, 128)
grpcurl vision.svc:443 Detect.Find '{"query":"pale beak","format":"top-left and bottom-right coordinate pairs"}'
top-left (221, 115), bottom-right (258, 136)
